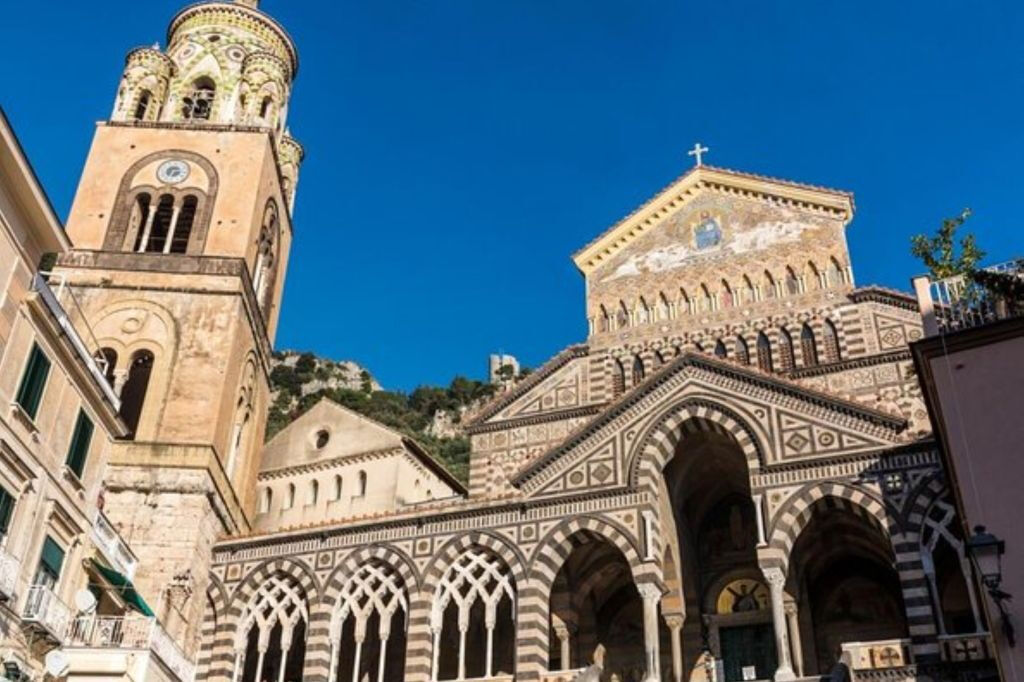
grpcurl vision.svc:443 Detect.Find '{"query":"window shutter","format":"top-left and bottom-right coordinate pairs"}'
top-left (0, 488), bottom-right (14, 536)
top-left (15, 344), bottom-right (51, 419)
top-left (39, 537), bottom-right (65, 580)
top-left (65, 409), bottom-right (95, 478)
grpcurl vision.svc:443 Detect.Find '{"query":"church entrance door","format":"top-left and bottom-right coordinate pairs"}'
top-left (719, 623), bottom-right (776, 682)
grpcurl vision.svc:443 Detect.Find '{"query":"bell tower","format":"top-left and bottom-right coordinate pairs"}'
top-left (55, 0), bottom-right (304, 655)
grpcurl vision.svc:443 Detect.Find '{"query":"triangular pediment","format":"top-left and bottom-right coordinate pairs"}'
top-left (572, 165), bottom-right (854, 278)
top-left (512, 353), bottom-right (906, 498)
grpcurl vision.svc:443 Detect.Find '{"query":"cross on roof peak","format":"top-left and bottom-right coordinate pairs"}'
top-left (688, 142), bottom-right (709, 167)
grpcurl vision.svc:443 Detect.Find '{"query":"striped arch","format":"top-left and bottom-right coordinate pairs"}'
top-left (630, 398), bottom-right (764, 490)
top-left (228, 556), bottom-right (321, 615)
top-left (764, 480), bottom-right (941, 661)
top-left (406, 532), bottom-right (526, 682)
top-left (902, 470), bottom-right (948, 539)
top-left (766, 482), bottom-right (899, 569)
top-left (197, 575), bottom-right (230, 681)
top-left (529, 515), bottom-right (647, 591)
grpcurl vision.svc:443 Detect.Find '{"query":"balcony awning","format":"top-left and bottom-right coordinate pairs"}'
top-left (90, 559), bottom-right (155, 617)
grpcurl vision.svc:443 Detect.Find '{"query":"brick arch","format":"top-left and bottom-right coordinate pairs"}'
top-left (422, 530), bottom-right (527, 586)
top-left (322, 543), bottom-right (419, 605)
top-left (529, 515), bottom-right (646, 591)
top-left (629, 398), bottom-right (765, 490)
top-left (766, 482), bottom-right (900, 570)
top-left (196, 575), bottom-right (230, 681)
top-left (228, 556), bottom-right (321, 617)
top-left (902, 470), bottom-right (948, 538)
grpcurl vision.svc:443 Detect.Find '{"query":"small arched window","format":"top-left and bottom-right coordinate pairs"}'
top-left (611, 358), bottom-right (626, 398)
top-left (136, 194), bottom-right (174, 252)
top-left (653, 350), bottom-right (666, 369)
top-left (285, 483), bottom-right (296, 509)
top-left (827, 258), bottom-right (844, 287)
top-left (720, 280), bottom-right (734, 308)
top-left (118, 350), bottom-right (154, 439)
top-left (785, 267), bottom-right (800, 295)
top-left (657, 293), bottom-right (670, 321)
top-left (806, 262), bottom-right (821, 290)
top-left (182, 77), bottom-right (216, 120)
top-left (615, 302), bottom-right (629, 329)
top-left (599, 305), bottom-right (611, 333)
top-left (735, 336), bottom-right (750, 365)
top-left (778, 327), bottom-right (795, 372)
top-left (309, 480), bottom-right (319, 505)
top-left (678, 288), bottom-right (691, 315)
top-left (742, 275), bottom-right (756, 304)
top-left (714, 339), bottom-right (728, 358)
top-left (358, 470), bottom-right (368, 497)
top-left (134, 90), bottom-right (152, 121)
top-left (801, 323), bottom-right (819, 367)
top-left (823, 319), bottom-right (841, 363)
top-left (252, 200), bottom-right (279, 316)
top-left (631, 355), bottom-right (645, 385)
top-left (756, 332), bottom-right (773, 373)
top-left (636, 298), bottom-right (650, 325)
top-left (763, 271), bottom-right (777, 299)
top-left (260, 487), bottom-right (272, 514)
top-left (332, 474), bottom-right (343, 501)
top-left (128, 193), bottom-right (152, 251)
top-left (699, 284), bottom-right (713, 313)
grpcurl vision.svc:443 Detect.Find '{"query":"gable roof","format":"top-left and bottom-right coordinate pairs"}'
top-left (466, 344), bottom-right (589, 429)
top-left (261, 397), bottom-right (466, 493)
top-left (512, 351), bottom-right (906, 490)
top-left (572, 165), bottom-right (855, 277)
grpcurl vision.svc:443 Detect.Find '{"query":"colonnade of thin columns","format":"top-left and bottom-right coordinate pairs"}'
top-left (135, 194), bottom-right (194, 254)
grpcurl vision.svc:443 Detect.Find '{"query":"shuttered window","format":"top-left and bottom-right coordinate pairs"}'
top-left (34, 536), bottom-right (65, 586)
top-left (0, 487), bottom-right (14, 541)
top-left (65, 409), bottom-right (94, 478)
top-left (15, 344), bottom-right (51, 419)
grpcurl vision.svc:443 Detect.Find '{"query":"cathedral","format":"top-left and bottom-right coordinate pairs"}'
top-left (0, 2), bottom-right (1002, 682)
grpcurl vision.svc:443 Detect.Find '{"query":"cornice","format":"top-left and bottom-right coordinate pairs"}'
top-left (787, 349), bottom-right (912, 379)
top-left (465, 404), bottom-right (605, 435)
top-left (572, 165), bottom-right (855, 277)
top-left (257, 445), bottom-right (406, 480)
top-left (848, 285), bottom-right (919, 312)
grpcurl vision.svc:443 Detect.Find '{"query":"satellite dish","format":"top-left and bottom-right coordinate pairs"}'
top-left (74, 588), bottom-right (97, 614)
top-left (44, 649), bottom-right (70, 677)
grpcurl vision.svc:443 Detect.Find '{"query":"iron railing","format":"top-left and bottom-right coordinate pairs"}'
top-left (67, 614), bottom-right (196, 682)
top-left (22, 584), bottom-right (72, 642)
top-left (914, 260), bottom-right (1024, 336)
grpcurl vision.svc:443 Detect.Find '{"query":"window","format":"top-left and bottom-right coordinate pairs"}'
top-left (735, 336), bottom-right (750, 365)
top-left (16, 344), bottom-right (51, 420)
top-left (167, 195), bottom-right (198, 254)
top-left (139, 194), bottom-right (174, 253)
top-left (763, 271), bottom-right (777, 299)
top-left (285, 483), bottom-right (296, 509)
top-left (309, 480), bottom-right (319, 505)
top-left (260, 488), bottom-right (272, 514)
top-left (801, 324), bottom-right (819, 367)
top-left (182, 77), bottom-right (215, 120)
top-left (720, 280), bottom-right (734, 308)
top-left (631, 355), bottom-right (645, 385)
top-left (33, 537), bottom-right (64, 588)
top-left (785, 267), bottom-right (800, 295)
top-left (332, 475), bottom-right (342, 501)
top-left (97, 347), bottom-right (118, 387)
top-left (756, 332), bottom-right (773, 373)
top-left (611, 358), bottom-right (626, 398)
top-left (823, 319), bottom-right (841, 363)
top-left (65, 409), bottom-right (94, 478)
top-left (119, 350), bottom-right (154, 439)
top-left (806, 262), bottom-right (821, 290)
top-left (253, 201), bottom-right (279, 315)
top-left (259, 96), bottom-right (274, 120)
top-left (826, 258), bottom-right (844, 287)
top-left (0, 487), bottom-right (14, 545)
top-left (714, 339), bottom-right (727, 358)
top-left (315, 429), bottom-right (330, 449)
top-left (134, 90), bottom-right (152, 121)
top-left (778, 327), bottom-right (795, 372)
top-left (358, 471), bottom-right (367, 497)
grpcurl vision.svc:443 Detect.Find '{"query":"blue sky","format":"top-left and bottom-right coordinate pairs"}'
top-left (2, 1), bottom-right (1022, 390)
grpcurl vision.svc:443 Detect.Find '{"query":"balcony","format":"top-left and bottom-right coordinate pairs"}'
top-left (913, 260), bottom-right (1024, 336)
top-left (0, 548), bottom-right (19, 601)
top-left (31, 272), bottom-right (120, 411)
top-left (92, 510), bottom-right (139, 581)
top-left (22, 584), bottom-right (72, 643)
top-left (67, 614), bottom-right (196, 682)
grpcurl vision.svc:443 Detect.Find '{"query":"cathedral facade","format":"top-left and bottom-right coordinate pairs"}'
top-left (0, 2), bottom-right (1001, 682)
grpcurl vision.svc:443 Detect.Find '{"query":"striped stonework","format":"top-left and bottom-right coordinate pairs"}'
top-left (764, 482), bottom-right (941, 662)
top-left (196, 576), bottom-right (230, 681)
top-left (632, 399), bottom-right (762, 492)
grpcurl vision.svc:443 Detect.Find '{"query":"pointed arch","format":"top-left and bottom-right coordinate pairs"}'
top-left (720, 279), bottom-right (734, 308)
top-left (785, 266), bottom-right (800, 295)
top-left (827, 256), bottom-right (845, 287)
top-left (631, 354), bottom-right (645, 385)
top-left (806, 261), bottom-right (821, 290)
top-left (233, 573), bottom-right (309, 682)
top-left (698, 284), bottom-right (713, 313)
top-left (599, 304), bottom-right (611, 333)
top-left (800, 323), bottom-right (819, 367)
top-left (678, 287), bottom-right (691, 316)
top-left (252, 199), bottom-right (280, 319)
top-left (611, 357), bottom-right (626, 398)
top-left (657, 292), bottom-right (671, 321)
top-left (763, 270), bottom-right (777, 299)
top-left (635, 296), bottom-right (651, 325)
top-left (714, 339), bottom-right (728, 358)
top-left (182, 76), bottom-right (216, 120)
top-left (734, 335), bottom-right (750, 365)
top-left (756, 332), bottom-right (773, 372)
top-left (742, 274), bottom-right (756, 304)
top-left (778, 327), bottom-right (795, 372)
top-left (822, 318), bottom-right (841, 363)
top-left (615, 301), bottom-right (629, 329)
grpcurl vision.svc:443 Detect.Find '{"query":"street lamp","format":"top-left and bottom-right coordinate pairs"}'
top-left (966, 525), bottom-right (1015, 648)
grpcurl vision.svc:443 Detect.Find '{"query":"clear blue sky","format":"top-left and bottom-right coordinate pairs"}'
top-left (2, 1), bottom-right (1022, 390)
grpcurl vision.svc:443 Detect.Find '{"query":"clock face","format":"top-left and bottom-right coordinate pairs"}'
top-left (157, 160), bottom-right (190, 184)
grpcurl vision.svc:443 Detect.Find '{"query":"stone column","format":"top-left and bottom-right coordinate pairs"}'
top-left (665, 614), bottom-right (684, 682)
top-left (784, 603), bottom-right (804, 677)
top-left (764, 568), bottom-right (796, 681)
top-left (553, 624), bottom-right (571, 670)
top-left (136, 203), bottom-right (158, 252)
top-left (637, 582), bottom-right (663, 682)
top-left (163, 201), bottom-right (183, 254)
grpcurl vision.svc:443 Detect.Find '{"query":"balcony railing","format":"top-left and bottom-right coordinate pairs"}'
top-left (22, 584), bottom-right (72, 642)
top-left (32, 272), bottom-right (120, 410)
top-left (92, 510), bottom-right (139, 581)
top-left (842, 638), bottom-right (913, 670)
top-left (938, 632), bottom-right (994, 663)
top-left (913, 260), bottom-right (1024, 336)
top-left (0, 548), bottom-right (19, 601)
top-left (67, 614), bottom-right (196, 682)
